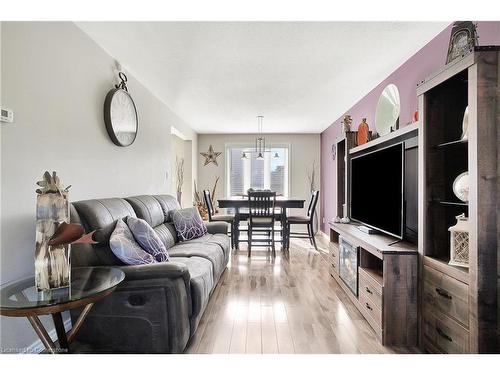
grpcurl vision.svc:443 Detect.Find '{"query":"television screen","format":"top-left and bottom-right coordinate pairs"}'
top-left (350, 143), bottom-right (403, 238)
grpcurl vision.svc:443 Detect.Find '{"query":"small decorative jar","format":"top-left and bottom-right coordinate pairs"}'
top-left (448, 214), bottom-right (469, 268)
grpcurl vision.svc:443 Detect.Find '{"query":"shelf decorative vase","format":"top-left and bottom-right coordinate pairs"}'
top-left (35, 171), bottom-right (71, 291)
top-left (357, 118), bottom-right (370, 145)
top-left (448, 214), bottom-right (469, 268)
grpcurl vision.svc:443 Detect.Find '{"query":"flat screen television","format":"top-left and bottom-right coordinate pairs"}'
top-left (350, 143), bottom-right (404, 239)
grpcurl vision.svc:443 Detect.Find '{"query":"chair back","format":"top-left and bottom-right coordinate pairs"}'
top-left (248, 190), bottom-right (276, 222)
top-left (203, 190), bottom-right (215, 221)
top-left (307, 190), bottom-right (320, 219)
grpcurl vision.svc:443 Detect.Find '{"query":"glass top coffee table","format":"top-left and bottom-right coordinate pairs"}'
top-left (0, 267), bottom-right (125, 353)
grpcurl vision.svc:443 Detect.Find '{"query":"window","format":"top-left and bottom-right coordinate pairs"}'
top-left (227, 145), bottom-right (289, 196)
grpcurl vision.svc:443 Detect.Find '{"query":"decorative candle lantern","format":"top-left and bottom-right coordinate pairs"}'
top-left (35, 171), bottom-right (72, 291)
top-left (448, 214), bottom-right (469, 268)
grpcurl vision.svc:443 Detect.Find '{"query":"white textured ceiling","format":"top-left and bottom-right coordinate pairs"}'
top-left (77, 22), bottom-right (448, 133)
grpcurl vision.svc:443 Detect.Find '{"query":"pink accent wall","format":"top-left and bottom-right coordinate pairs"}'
top-left (320, 21), bottom-right (500, 233)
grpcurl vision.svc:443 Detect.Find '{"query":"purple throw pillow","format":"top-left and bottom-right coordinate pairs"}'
top-left (172, 207), bottom-right (207, 241)
top-left (109, 218), bottom-right (157, 265)
top-left (127, 216), bottom-right (170, 262)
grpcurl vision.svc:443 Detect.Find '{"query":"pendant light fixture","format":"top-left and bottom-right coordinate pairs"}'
top-left (240, 116), bottom-right (279, 160)
top-left (255, 115), bottom-right (266, 160)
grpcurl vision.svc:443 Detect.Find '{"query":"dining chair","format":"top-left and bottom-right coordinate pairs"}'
top-left (203, 190), bottom-right (235, 249)
top-left (287, 190), bottom-right (320, 250)
top-left (247, 190), bottom-right (277, 257)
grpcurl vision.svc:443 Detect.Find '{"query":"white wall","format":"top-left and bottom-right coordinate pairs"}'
top-left (0, 22), bottom-right (197, 351)
top-left (197, 133), bottom-right (320, 217)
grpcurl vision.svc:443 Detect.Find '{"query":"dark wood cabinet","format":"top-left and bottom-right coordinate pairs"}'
top-left (417, 47), bottom-right (500, 353)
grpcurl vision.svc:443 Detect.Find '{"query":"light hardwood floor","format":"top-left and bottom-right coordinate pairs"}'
top-left (185, 235), bottom-right (419, 354)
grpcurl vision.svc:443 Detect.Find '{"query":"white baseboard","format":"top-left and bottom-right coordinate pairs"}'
top-left (23, 318), bottom-right (72, 354)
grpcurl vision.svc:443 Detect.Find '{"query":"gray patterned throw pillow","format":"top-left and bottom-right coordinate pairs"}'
top-left (109, 218), bottom-right (157, 265)
top-left (127, 216), bottom-right (170, 262)
top-left (172, 207), bottom-right (207, 241)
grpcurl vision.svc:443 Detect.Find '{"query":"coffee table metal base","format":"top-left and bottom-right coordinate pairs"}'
top-left (26, 303), bottom-right (94, 354)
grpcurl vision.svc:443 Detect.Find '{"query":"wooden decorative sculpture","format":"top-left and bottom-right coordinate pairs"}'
top-left (342, 115), bottom-right (352, 133)
top-left (35, 171), bottom-right (72, 291)
top-left (200, 145), bottom-right (221, 166)
top-left (35, 172), bottom-right (96, 291)
top-left (193, 180), bottom-right (208, 220)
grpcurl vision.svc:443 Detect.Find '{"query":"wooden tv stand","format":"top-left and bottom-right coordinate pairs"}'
top-left (328, 222), bottom-right (418, 346)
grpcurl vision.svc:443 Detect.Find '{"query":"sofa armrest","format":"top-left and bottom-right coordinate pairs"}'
top-left (119, 261), bottom-right (189, 281)
top-left (117, 261), bottom-right (192, 317)
top-left (118, 261), bottom-right (192, 313)
top-left (205, 221), bottom-right (229, 235)
top-left (71, 261), bottom-right (193, 353)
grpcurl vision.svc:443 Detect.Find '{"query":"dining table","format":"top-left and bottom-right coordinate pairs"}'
top-left (217, 196), bottom-right (305, 251)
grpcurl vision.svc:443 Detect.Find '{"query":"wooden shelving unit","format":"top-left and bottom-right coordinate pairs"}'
top-left (417, 47), bottom-right (499, 353)
top-left (328, 112), bottom-right (421, 348)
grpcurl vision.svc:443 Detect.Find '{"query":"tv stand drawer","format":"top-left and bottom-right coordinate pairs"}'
top-left (329, 244), bottom-right (339, 275)
top-left (359, 289), bottom-right (383, 328)
top-left (359, 269), bottom-right (382, 310)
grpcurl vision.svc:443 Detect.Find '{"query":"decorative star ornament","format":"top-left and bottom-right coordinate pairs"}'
top-left (200, 145), bottom-right (222, 166)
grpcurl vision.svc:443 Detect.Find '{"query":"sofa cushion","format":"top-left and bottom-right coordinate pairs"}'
top-left (172, 207), bottom-right (207, 242)
top-left (185, 233), bottom-right (231, 261)
top-left (169, 242), bottom-right (225, 283)
top-left (72, 198), bottom-right (137, 246)
top-left (153, 195), bottom-right (181, 222)
top-left (72, 198), bottom-right (137, 266)
top-left (153, 223), bottom-right (177, 249)
top-left (109, 219), bottom-right (157, 265)
top-left (125, 196), bottom-right (165, 228)
top-left (170, 257), bottom-right (214, 321)
top-left (127, 217), bottom-right (170, 262)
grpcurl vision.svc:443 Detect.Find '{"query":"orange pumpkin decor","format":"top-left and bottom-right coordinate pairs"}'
top-left (357, 118), bottom-right (370, 145)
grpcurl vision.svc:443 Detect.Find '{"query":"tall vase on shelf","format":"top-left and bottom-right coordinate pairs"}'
top-left (35, 172), bottom-right (71, 291)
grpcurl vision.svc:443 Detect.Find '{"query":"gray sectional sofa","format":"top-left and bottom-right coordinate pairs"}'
top-left (69, 194), bottom-right (230, 353)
